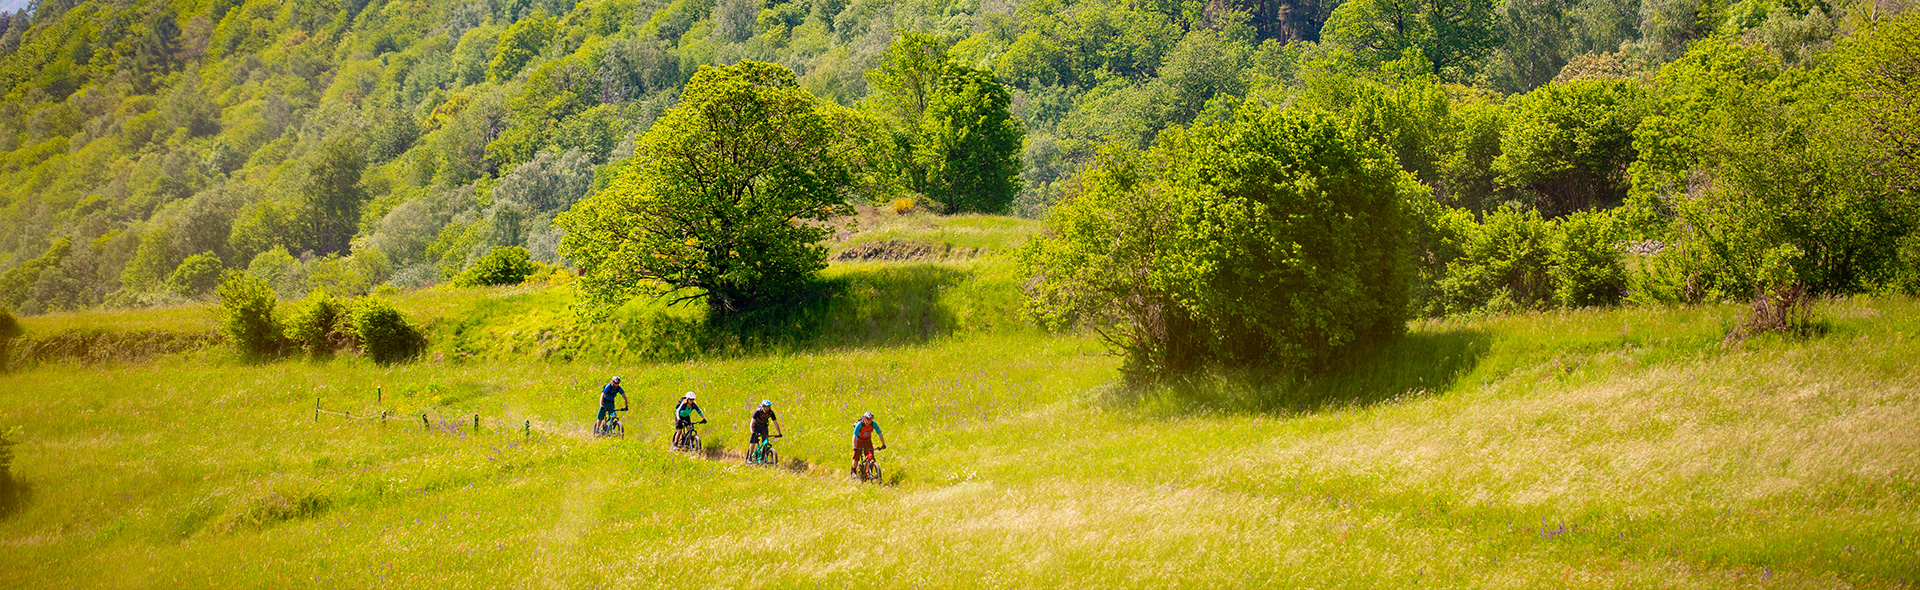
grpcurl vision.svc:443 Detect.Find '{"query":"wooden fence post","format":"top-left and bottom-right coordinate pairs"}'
top-left (473, 414), bottom-right (480, 433)
top-left (422, 413), bottom-right (429, 430)
top-left (524, 420), bottom-right (530, 439)
top-left (313, 397), bottom-right (319, 422)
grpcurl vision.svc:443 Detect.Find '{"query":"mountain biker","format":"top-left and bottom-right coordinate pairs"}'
top-left (750, 399), bottom-right (782, 451)
top-left (598, 376), bottom-right (628, 428)
top-left (673, 392), bottom-right (705, 439)
top-left (851, 411), bottom-right (886, 474)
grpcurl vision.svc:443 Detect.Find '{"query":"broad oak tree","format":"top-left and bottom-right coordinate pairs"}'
top-left (559, 61), bottom-right (854, 315)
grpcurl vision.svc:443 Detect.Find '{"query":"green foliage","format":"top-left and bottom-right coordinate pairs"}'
top-left (915, 66), bottom-right (1024, 214)
top-left (454, 246), bottom-right (539, 287)
top-left (0, 238), bottom-right (72, 308)
top-left (1436, 205), bottom-right (1555, 314)
top-left (1629, 37), bottom-right (1904, 301)
top-left (165, 252), bottom-right (225, 298)
top-left (216, 271), bottom-right (283, 359)
top-left (559, 61), bottom-right (854, 315)
top-left (1497, 77), bottom-right (1647, 216)
top-left (0, 306), bottom-right (19, 341)
top-left (867, 34), bottom-right (1025, 214)
top-left (0, 305), bottom-right (19, 373)
top-left (1837, 11), bottom-right (1920, 199)
top-left (344, 297), bottom-right (426, 364)
top-left (1322, 0), bottom-right (1500, 81)
top-left (283, 292), bottom-right (349, 357)
top-left (1022, 106), bottom-right (1418, 378)
top-left (1551, 208), bottom-right (1627, 307)
top-left (300, 136), bottom-right (370, 256)
top-left (488, 12), bottom-right (558, 83)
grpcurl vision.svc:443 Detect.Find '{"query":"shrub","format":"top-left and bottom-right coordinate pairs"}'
top-left (283, 293), bottom-right (349, 357)
top-left (453, 246), bottom-right (538, 287)
top-left (0, 306), bottom-right (21, 373)
top-left (167, 252), bottom-right (226, 297)
top-left (346, 298), bottom-right (426, 365)
top-left (0, 426), bottom-right (17, 481)
top-left (1551, 209), bottom-right (1627, 307)
top-left (1022, 106), bottom-right (1419, 378)
top-left (1436, 205), bottom-right (1555, 314)
top-left (890, 197), bottom-right (916, 215)
top-left (217, 271), bottom-right (284, 359)
top-left (1896, 233), bottom-right (1920, 296)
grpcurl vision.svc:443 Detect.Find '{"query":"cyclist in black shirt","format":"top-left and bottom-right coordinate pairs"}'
top-left (749, 399), bottom-right (782, 448)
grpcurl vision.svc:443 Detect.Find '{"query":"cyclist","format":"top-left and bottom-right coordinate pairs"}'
top-left (597, 376), bottom-right (628, 432)
top-left (749, 399), bottom-right (782, 460)
top-left (672, 392), bottom-right (705, 444)
top-left (850, 411), bottom-right (886, 475)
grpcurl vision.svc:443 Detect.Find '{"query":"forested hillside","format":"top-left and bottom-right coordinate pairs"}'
top-left (0, 0), bottom-right (1914, 317)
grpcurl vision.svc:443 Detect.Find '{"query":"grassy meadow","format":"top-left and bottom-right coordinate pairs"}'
top-left (2, 214), bottom-right (1918, 588)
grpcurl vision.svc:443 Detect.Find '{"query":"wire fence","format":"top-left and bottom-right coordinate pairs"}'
top-left (312, 386), bottom-right (533, 439)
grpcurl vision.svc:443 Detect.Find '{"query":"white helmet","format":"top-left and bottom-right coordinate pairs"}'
top-left (684, 391), bottom-right (696, 400)
top-left (863, 411), bottom-right (874, 419)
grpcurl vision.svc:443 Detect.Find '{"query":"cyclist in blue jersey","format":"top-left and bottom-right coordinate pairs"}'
top-left (597, 376), bottom-right (628, 431)
top-left (673, 391), bottom-right (705, 432)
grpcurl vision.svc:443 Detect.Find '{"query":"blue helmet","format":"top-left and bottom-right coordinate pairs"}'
top-left (761, 399), bottom-right (772, 407)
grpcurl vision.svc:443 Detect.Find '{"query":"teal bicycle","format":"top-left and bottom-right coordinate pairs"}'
top-left (746, 434), bottom-right (781, 465)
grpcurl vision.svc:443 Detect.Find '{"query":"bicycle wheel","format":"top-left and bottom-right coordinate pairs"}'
top-left (610, 421), bottom-right (624, 438)
top-left (687, 431), bottom-right (701, 451)
top-left (766, 447), bottom-right (778, 466)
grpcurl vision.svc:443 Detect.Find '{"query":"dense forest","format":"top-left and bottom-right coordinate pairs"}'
top-left (0, 0), bottom-right (1913, 320)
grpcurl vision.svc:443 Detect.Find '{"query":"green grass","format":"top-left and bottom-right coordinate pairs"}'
top-left (830, 208), bottom-right (1044, 254)
top-left (2, 217), bottom-right (1917, 587)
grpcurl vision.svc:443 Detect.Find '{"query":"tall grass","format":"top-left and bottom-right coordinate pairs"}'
top-left (1, 214), bottom-right (1915, 587)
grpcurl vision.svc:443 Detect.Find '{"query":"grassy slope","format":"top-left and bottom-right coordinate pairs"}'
top-left (3, 215), bottom-right (1918, 588)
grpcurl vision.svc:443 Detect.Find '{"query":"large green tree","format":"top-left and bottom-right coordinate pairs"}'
top-left (916, 66), bottom-right (1025, 214)
top-left (301, 136), bottom-right (370, 256)
top-left (558, 61), bottom-right (855, 315)
top-left (1321, 0), bottom-right (1500, 81)
top-left (867, 33), bottom-right (1024, 213)
top-left (1020, 106), bottom-right (1420, 378)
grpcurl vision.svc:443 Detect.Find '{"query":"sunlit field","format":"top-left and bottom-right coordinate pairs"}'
top-left (2, 217), bottom-right (1917, 588)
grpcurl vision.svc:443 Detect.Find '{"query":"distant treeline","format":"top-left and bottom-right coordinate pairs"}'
top-left (0, 0), bottom-right (1913, 322)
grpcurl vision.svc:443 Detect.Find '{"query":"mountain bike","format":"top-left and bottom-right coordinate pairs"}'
top-left (672, 419), bottom-right (707, 451)
top-left (746, 434), bottom-right (782, 465)
top-left (594, 407), bottom-right (627, 438)
top-left (854, 445), bottom-right (885, 483)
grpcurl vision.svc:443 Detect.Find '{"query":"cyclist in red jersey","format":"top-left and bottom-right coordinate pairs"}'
top-left (851, 411), bottom-right (886, 474)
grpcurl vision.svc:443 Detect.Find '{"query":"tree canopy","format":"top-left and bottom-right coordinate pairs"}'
top-left (558, 61), bottom-right (854, 315)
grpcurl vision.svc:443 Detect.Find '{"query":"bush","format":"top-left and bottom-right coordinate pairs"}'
top-left (217, 271), bottom-right (284, 359)
top-left (283, 293), bottom-right (349, 357)
top-left (1021, 106), bottom-right (1419, 378)
top-left (0, 306), bottom-right (21, 373)
top-left (346, 298), bottom-right (425, 365)
top-left (1551, 209), bottom-right (1628, 307)
top-left (0, 426), bottom-right (17, 481)
top-left (167, 252), bottom-right (226, 297)
top-left (453, 246), bottom-right (538, 287)
top-left (1436, 205), bottom-right (1555, 314)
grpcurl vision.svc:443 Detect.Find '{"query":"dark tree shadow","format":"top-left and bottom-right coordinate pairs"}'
top-left (609, 264), bottom-right (970, 360)
top-left (1116, 328), bottom-right (1492, 416)
top-left (0, 475), bottom-right (30, 520)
